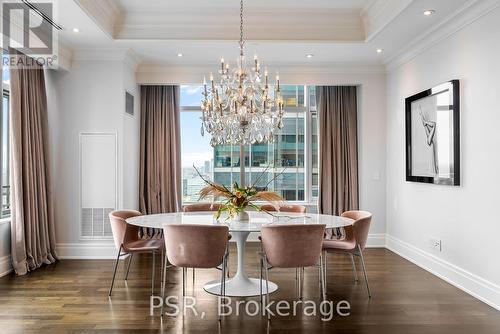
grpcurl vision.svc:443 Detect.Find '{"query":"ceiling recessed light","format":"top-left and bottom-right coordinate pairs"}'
top-left (306, 53), bottom-right (314, 58)
top-left (177, 53), bottom-right (183, 57)
top-left (423, 9), bottom-right (435, 16)
top-left (376, 48), bottom-right (383, 54)
top-left (72, 28), bottom-right (80, 33)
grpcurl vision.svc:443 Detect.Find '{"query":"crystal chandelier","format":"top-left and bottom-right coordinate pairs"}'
top-left (201, 0), bottom-right (284, 147)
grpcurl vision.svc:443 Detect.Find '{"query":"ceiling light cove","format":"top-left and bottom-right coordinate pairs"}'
top-left (423, 9), bottom-right (436, 16)
top-left (72, 28), bottom-right (80, 33)
top-left (177, 53), bottom-right (183, 57)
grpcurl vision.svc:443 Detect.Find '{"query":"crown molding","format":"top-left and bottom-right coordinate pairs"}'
top-left (137, 62), bottom-right (386, 85)
top-left (385, 0), bottom-right (500, 72)
top-left (361, 0), bottom-right (413, 42)
top-left (75, 0), bottom-right (124, 38)
top-left (123, 49), bottom-right (142, 71)
top-left (72, 48), bottom-right (142, 71)
top-left (73, 48), bottom-right (132, 61)
top-left (56, 41), bottom-right (73, 71)
top-left (115, 8), bottom-right (365, 41)
top-left (138, 62), bottom-right (386, 75)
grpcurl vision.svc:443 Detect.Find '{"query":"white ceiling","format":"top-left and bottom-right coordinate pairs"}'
top-left (55, 0), bottom-right (478, 68)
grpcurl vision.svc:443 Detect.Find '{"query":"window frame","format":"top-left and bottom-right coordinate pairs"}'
top-left (180, 84), bottom-right (318, 206)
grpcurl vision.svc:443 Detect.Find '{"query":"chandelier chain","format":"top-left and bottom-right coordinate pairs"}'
top-left (239, 0), bottom-right (244, 54)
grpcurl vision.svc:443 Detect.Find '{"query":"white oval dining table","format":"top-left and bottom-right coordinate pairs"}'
top-left (126, 211), bottom-right (353, 297)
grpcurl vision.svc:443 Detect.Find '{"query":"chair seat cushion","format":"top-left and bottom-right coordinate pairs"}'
top-left (322, 238), bottom-right (356, 251)
top-left (124, 239), bottom-right (164, 252)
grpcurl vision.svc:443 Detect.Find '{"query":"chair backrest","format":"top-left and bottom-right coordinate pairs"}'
top-left (260, 204), bottom-right (307, 213)
top-left (164, 224), bottom-right (229, 268)
top-left (261, 224), bottom-right (325, 268)
top-left (183, 203), bottom-right (225, 212)
top-left (109, 210), bottom-right (142, 250)
top-left (341, 211), bottom-right (372, 251)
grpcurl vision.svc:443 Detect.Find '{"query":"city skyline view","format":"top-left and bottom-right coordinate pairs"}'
top-left (180, 85), bottom-right (318, 203)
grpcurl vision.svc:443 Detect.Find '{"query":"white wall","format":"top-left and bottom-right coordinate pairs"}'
top-left (138, 66), bottom-right (387, 244)
top-left (386, 6), bottom-right (500, 309)
top-left (122, 62), bottom-right (140, 209)
top-left (47, 57), bottom-right (140, 258)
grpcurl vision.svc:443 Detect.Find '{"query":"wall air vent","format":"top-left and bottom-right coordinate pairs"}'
top-left (80, 133), bottom-right (117, 240)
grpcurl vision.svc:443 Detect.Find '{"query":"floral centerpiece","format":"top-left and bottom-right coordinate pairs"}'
top-left (195, 166), bottom-right (285, 221)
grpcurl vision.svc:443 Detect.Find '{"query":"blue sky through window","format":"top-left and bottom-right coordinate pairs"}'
top-left (180, 85), bottom-right (212, 168)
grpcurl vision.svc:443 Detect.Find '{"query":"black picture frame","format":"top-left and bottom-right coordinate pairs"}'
top-left (405, 80), bottom-right (460, 186)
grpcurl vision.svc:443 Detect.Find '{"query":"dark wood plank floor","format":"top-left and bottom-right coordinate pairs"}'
top-left (0, 245), bottom-right (499, 334)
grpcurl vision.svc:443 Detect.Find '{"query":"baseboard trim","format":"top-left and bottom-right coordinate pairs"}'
top-left (0, 255), bottom-right (13, 277)
top-left (56, 242), bottom-right (118, 259)
top-left (386, 234), bottom-right (500, 311)
top-left (366, 233), bottom-right (386, 248)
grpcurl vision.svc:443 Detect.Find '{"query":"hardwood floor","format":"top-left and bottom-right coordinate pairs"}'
top-left (0, 245), bottom-right (499, 334)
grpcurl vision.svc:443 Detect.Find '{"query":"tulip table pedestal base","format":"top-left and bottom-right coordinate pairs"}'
top-left (203, 231), bottom-right (278, 297)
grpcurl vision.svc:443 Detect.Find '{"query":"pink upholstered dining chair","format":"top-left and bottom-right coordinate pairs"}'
top-left (259, 204), bottom-right (307, 281)
top-left (322, 210), bottom-right (372, 298)
top-left (161, 224), bottom-right (229, 320)
top-left (183, 203), bottom-right (225, 212)
top-left (108, 210), bottom-right (164, 297)
top-left (182, 203), bottom-right (230, 280)
top-left (259, 224), bottom-right (326, 320)
top-left (259, 204), bottom-right (307, 213)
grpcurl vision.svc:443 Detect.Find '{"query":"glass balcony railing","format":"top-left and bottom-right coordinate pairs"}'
top-left (1, 185), bottom-right (10, 219)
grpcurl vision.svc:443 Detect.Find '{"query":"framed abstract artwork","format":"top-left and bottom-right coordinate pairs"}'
top-left (405, 80), bottom-right (460, 186)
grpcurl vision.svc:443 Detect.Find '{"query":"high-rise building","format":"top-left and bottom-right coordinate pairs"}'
top-left (204, 160), bottom-right (210, 174)
top-left (211, 85), bottom-right (316, 201)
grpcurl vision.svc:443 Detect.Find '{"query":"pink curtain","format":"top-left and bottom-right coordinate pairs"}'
top-left (9, 51), bottom-right (57, 275)
top-left (139, 86), bottom-right (181, 236)
top-left (317, 86), bottom-right (359, 238)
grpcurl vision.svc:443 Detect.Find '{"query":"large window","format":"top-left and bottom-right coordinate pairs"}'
top-left (180, 85), bottom-right (318, 203)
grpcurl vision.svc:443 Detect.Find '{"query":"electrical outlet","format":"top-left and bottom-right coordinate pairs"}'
top-left (430, 237), bottom-right (442, 251)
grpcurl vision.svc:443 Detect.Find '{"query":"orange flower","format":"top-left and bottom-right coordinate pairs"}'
top-left (235, 191), bottom-right (242, 198)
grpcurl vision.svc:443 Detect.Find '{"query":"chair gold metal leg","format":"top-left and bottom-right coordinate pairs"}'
top-left (297, 267), bottom-right (301, 299)
top-left (319, 253), bottom-right (326, 302)
top-left (263, 256), bottom-right (271, 321)
top-left (161, 253), bottom-right (168, 317)
top-left (125, 253), bottom-right (133, 280)
top-left (182, 268), bottom-right (186, 297)
top-left (322, 251), bottom-right (328, 296)
top-left (151, 251), bottom-right (156, 296)
top-left (182, 267), bottom-right (186, 317)
top-left (109, 246), bottom-right (122, 296)
top-left (358, 246), bottom-right (371, 298)
top-left (219, 251), bottom-right (227, 321)
top-left (260, 258), bottom-right (263, 306)
top-left (350, 253), bottom-right (358, 282)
